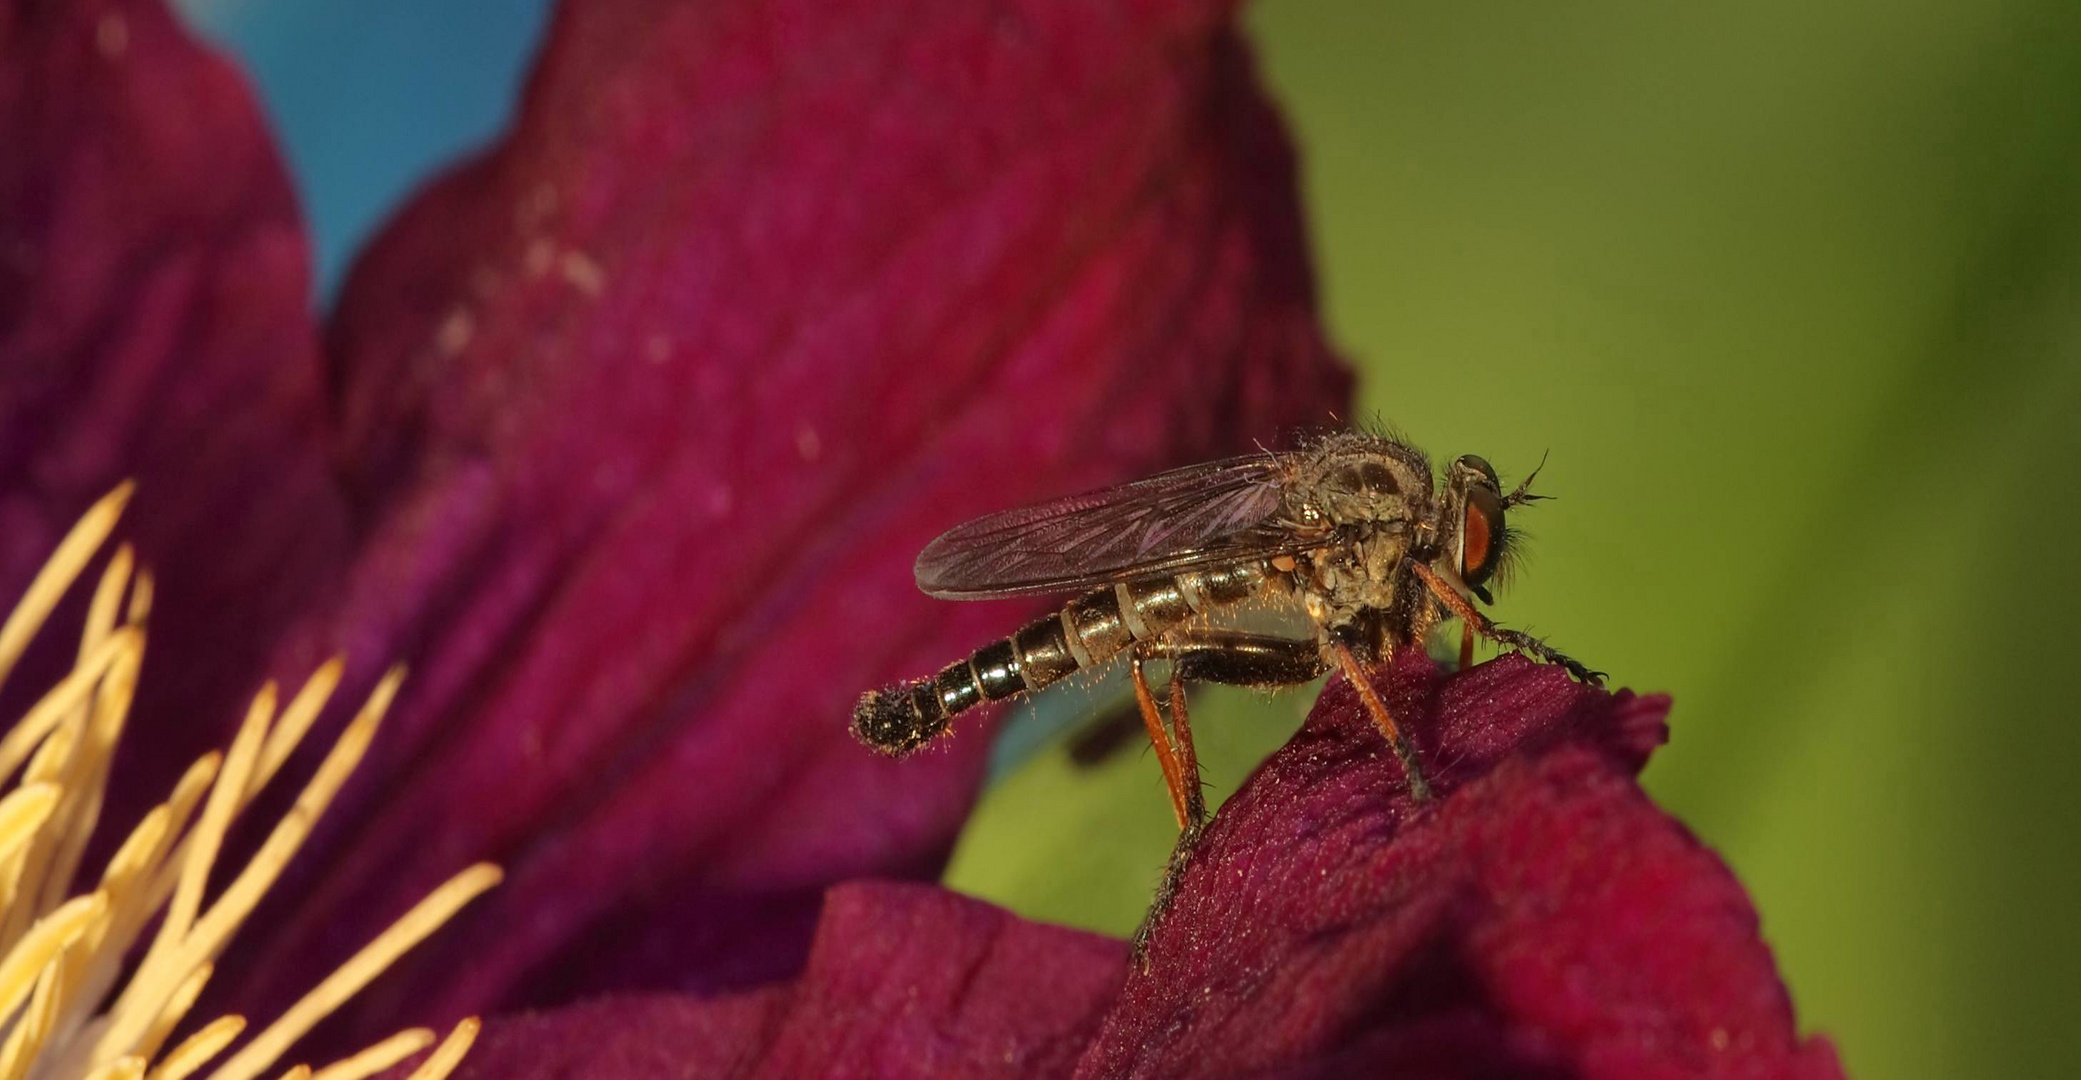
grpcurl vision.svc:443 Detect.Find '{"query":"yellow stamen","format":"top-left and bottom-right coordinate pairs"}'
top-left (41, 634), bottom-right (141, 913)
top-left (0, 488), bottom-right (495, 1078)
top-left (125, 570), bottom-right (154, 627)
top-left (0, 786), bottom-right (61, 931)
top-left (403, 1019), bottom-right (478, 1080)
top-left (0, 631), bottom-right (135, 786)
top-left (0, 949), bottom-right (66, 1080)
top-left (205, 864), bottom-right (501, 1080)
top-left (145, 1017), bottom-right (245, 1080)
top-left (257, 662), bottom-right (342, 792)
top-left (0, 786), bottom-right (60, 864)
top-left (0, 893), bottom-right (105, 1019)
top-left (130, 963), bottom-right (214, 1069)
top-left (95, 804), bottom-right (169, 910)
top-left (79, 544), bottom-right (133, 662)
top-left (307, 1028), bottom-right (433, 1080)
top-left (0, 483), bottom-right (132, 690)
top-left (84, 1056), bottom-right (145, 1080)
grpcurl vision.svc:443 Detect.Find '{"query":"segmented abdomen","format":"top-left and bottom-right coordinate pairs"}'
top-left (852, 562), bottom-right (1269, 755)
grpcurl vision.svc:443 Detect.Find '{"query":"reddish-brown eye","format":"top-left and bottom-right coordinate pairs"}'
top-left (1461, 486), bottom-right (1504, 587)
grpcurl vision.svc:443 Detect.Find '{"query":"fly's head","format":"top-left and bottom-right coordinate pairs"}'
top-left (1432, 453), bottom-right (1545, 605)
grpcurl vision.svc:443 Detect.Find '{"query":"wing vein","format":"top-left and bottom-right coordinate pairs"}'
top-left (914, 456), bottom-right (1308, 599)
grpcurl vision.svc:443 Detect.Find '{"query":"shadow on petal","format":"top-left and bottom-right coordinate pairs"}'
top-left (418, 881), bottom-right (1122, 1079)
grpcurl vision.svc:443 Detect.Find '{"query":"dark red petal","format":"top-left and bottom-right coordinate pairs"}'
top-left (0, 0), bottom-right (348, 798)
top-left (398, 882), bottom-right (1123, 1079)
top-left (227, 0), bottom-right (1347, 1038)
top-left (1080, 652), bottom-right (1844, 1080)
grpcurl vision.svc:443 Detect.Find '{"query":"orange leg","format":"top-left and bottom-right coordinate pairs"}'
top-left (1329, 641), bottom-right (1433, 802)
top-left (1458, 622), bottom-right (1475, 672)
top-left (1407, 560), bottom-right (1605, 685)
top-left (1130, 660), bottom-right (1207, 965)
top-left (1130, 654), bottom-right (1194, 831)
top-left (1166, 666), bottom-right (1206, 825)
top-left (1409, 560), bottom-right (1488, 636)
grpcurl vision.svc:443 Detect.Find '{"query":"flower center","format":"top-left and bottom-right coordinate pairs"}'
top-left (0, 485), bottom-right (495, 1080)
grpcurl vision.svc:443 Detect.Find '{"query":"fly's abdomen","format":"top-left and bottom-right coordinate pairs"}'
top-left (851, 563), bottom-right (1269, 756)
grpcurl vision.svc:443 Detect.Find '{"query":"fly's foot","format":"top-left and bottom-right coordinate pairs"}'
top-left (1565, 657), bottom-right (1609, 686)
top-left (1129, 820), bottom-right (1204, 969)
top-left (1488, 626), bottom-right (1605, 687)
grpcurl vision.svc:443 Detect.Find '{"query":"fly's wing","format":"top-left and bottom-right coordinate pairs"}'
top-left (915, 455), bottom-right (1310, 599)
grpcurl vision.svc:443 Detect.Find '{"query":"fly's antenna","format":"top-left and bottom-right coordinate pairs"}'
top-left (1504, 450), bottom-right (1553, 509)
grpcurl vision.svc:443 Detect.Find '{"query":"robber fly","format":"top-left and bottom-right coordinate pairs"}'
top-left (853, 429), bottom-right (1598, 945)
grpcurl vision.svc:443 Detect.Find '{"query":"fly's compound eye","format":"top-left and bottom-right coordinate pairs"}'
top-left (1454, 454), bottom-right (1500, 490)
top-left (1459, 484), bottom-right (1505, 589)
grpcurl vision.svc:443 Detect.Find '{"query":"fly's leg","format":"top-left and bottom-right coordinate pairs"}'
top-left (1166, 668), bottom-right (1206, 826)
top-left (1328, 641), bottom-right (1434, 804)
top-left (1127, 631), bottom-right (1328, 964)
top-left (1129, 657), bottom-right (1203, 968)
top-left (1132, 631), bottom-right (1333, 828)
top-left (1127, 654), bottom-right (1194, 832)
top-left (1066, 631), bottom-right (1333, 769)
top-left (1407, 559), bottom-right (1606, 685)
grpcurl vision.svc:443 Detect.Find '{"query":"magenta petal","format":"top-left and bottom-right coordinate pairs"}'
top-left (391, 659), bottom-right (1843, 1079)
top-left (227, 0), bottom-right (1347, 1036)
top-left (0, 0), bottom-right (348, 794)
top-left (412, 882), bottom-right (1123, 1079)
top-left (1080, 652), bottom-right (1844, 1079)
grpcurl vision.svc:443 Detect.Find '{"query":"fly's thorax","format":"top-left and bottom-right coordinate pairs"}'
top-left (1294, 532), bottom-right (1411, 637)
top-left (1284, 434), bottom-right (1435, 534)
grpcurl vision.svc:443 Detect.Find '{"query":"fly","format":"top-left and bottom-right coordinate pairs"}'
top-left (852, 429), bottom-right (1601, 949)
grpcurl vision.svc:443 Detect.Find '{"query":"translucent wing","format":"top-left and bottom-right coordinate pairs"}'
top-left (915, 455), bottom-right (1311, 599)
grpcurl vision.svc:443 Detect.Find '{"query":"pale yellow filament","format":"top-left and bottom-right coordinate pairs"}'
top-left (205, 865), bottom-right (501, 1080)
top-left (146, 1017), bottom-right (245, 1080)
top-left (306, 1028), bottom-right (433, 1080)
top-left (0, 950), bottom-right (65, 1080)
top-left (0, 483), bottom-right (132, 690)
top-left (403, 1020), bottom-right (478, 1080)
top-left (130, 964), bottom-right (215, 1070)
top-left (84, 1057), bottom-right (145, 1080)
top-left (0, 488), bottom-right (491, 1080)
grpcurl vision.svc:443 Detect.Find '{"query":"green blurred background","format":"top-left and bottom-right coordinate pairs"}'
top-left (951, 4), bottom-right (2081, 1078)
top-left (182, 0), bottom-right (2081, 1075)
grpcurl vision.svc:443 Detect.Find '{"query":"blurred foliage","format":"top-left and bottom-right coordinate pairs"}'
top-left (948, 3), bottom-right (2081, 1078)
